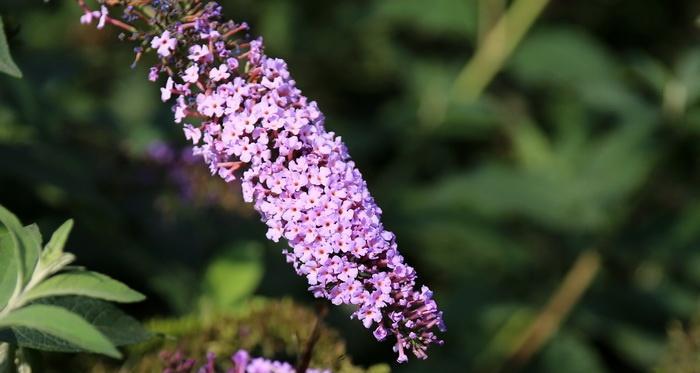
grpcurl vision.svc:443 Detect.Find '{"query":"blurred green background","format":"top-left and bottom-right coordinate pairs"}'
top-left (1, 0), bottom-right (700, 372)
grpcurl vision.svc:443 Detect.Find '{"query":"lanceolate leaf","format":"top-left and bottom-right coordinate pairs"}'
top-left (42, 220), bottom-right (73, 264)
top-left (0, 234), bottom-right (18, 311)
top-left (0, 305), bottom-right (120, 358)
top-left (34, 296), bottom-right (152, 347)
top-left (22, 271), bottom-right (145, 304)
top-left (23, 225), bottom-right (41, 249)
top-left (0, 17), bottom-right (22, 79)
top-left (20, 226), bottom-right (40, 282)
top-left (1, 297), bottom-right (152, 349)
top-left (0, 205), bottom-right (39, 287)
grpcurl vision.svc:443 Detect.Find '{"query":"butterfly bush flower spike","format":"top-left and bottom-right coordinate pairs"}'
top-left (78, 0), bottom-right (445, 362)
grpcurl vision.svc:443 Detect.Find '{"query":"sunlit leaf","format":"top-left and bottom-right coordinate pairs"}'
top-left (203, 242), bottom-right (263, 307)
top-left (21, 271), bottom-right (145, 304)
top-left (0, 305), bottom-right (120, 358)
top-left (0, 17), bottom-right (21, 79)
top-left (0, 205), bottom-right (40, 286)
top-left (23, 225), bottom-right (41, 249)
top-left (32, 296), bottom-right (152, 347)
top-left (0, 234), bottom-right (18, 311)
top-left (42, 219), bottom-right (73, 264)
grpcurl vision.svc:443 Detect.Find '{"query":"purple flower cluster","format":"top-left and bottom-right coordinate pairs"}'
top-left (231, 350), bottom-right (329, 373)
top-left (78, 0), bottom-right (444, 362)
top-left (160, 349), bottom-right (329, 373)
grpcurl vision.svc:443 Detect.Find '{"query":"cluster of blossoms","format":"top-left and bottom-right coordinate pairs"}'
top-left (160, 349), bottom-right (329, 373)
top-left (78, 0), bottom-right (445, 362)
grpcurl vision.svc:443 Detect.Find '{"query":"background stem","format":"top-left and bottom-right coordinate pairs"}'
top-left (452, 0), bottom-right (550, 103)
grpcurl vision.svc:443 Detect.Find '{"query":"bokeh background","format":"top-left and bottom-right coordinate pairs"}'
top-left (1, 0), bottom-right (700, 372)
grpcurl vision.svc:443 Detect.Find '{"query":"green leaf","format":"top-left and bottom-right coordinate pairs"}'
top-left (21, 226), bottom-right (41, 281)
top-left (37, 220), bottom-right (77, 276)
top-left (203, 241), bottom-right (263, 307)
top-left (149, 265), bottom-right (199, 314)
top-left (23, 225), bottom-right (42, 248)
top-left (608, 324), bottom-right (665, 369)
top-left (539, 333), bottom-right (607, 373)
top-left (0, 304), bottom-right (120, 358)
top-left (30, 296), bottom-right (152, 347)
top-left (510, 27), bottom-right (616, 87)
top-left (0, 234), bottom-right (18, 311)
top-left (22, 271), bottom-right (145, 304)
top-left (678, 48), bottom-right (700, 105)
top-left (42, 219), bottom-right (73, 263)
top-left (0, 17), bottom-right (21, 78)
top-left (413, 117), bottom-right (654, 233)
top-left (0, 205), bottom-right (40, 287)
top-left (374, 0), bottom-right (476, 38)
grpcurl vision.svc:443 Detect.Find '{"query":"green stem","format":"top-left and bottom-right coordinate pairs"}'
top-left (477, 0), bottom-right (505, 46)
top-left (452, 0), bottom-right (550, 103)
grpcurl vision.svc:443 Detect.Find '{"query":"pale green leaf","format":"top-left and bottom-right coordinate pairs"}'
top-left (0, 234), bottom-right (18, 311)
top-left (0, 297), bottom-right (151, 350)
top-left (27, 296), bottom-right (152, 347)
top-left (42, 219), bottom-right (73, 264)
top-left (203, 242), bottom-right (263, 307)
top-left (22, 271), bottom-right (145, 304)
top-left (23, 225), bottom-right (41, 248)
top-left (0, 205), bottom-right (39, 286)
top-left (0, 304), bottom-right (120, 358)
top-left (20, 226), bottom-right (40, 282)
top-left (0, 17), bottom-right (21, 78)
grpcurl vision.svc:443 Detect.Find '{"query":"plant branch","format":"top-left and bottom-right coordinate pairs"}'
top-left (499, 249), bottom-right (601, 372)
top-left (296, 304), bottom-right (327, 373)
top-left (452, 0), bottom-right (550, 103)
